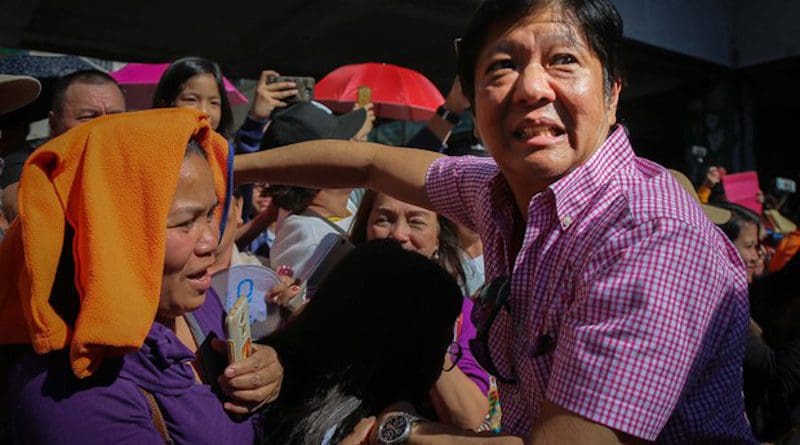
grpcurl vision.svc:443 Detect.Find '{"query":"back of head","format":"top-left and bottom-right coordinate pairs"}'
top-left (457, 0), bottom-right (624, 108)
top-left (51, 69), bottom-right (121, 116)
top-left (266, 239), bottom-right (462, 407)
top-left (152, 56), bottom-right (234, 137)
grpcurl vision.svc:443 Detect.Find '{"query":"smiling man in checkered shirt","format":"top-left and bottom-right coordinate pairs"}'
top-left (235, 1), bottom-right (756, 443)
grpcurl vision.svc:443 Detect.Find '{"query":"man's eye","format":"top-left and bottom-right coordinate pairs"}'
top-left (552, 54), bottom-right (578, 65)
top-left (487, 59), bottom-right (515, 73)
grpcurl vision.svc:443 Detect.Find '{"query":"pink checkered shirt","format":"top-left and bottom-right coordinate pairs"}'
top-left (426, 126), bottom-right (756, 443)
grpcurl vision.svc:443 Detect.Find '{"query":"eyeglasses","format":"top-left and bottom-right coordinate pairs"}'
top-left (444, 341), bottom-right (463, 372)
top-left (468, 276), bottom-right (518, 384)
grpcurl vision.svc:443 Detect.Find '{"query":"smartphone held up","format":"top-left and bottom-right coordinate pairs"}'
top-left (268, 75), bottom-right (315, 104)
top-left (225, 295), bottom-right (253, 363)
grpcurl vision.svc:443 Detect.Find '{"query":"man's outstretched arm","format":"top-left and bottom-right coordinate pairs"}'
top-left (233, 140), bottom-right (443, 210)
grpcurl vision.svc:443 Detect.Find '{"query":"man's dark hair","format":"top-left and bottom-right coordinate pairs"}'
top-left (152, 56), bottom-right (234, 138)
top-left (457, 0), bottom-right (624, 110)
top-left (51, 69), bottom-right (121, 115)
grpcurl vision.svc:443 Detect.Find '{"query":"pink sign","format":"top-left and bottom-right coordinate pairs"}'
top-left (721, 171), bottom-right (762, 214)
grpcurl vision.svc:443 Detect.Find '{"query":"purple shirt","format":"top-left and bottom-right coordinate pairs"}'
top-left (6, 294), bottom-right (256, 445)
top-left (426, 126), bottom-right (755, 443)
top-left (456, 297), bottom-right (490, 395)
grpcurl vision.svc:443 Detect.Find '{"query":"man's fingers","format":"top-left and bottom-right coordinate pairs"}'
top-left (272, 89), bottom-right (299, 98)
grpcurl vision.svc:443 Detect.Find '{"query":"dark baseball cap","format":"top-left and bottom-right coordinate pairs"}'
top-left (261, 101), bottom-right (367, 149)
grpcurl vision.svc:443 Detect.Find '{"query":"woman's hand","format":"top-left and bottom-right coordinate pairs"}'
top-left (212, 341), bottom-right (284, 414)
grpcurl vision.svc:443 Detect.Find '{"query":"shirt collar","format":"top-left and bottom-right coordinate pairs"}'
top-left (548, 125), bottom-right (633, 231)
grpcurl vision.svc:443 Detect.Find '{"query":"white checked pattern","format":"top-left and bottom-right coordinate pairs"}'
top-left (426, 126), bottom-right (756, 443)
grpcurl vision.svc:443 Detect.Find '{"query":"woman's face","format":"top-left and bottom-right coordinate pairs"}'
top-left (173, 73), bottom-right (222, 131)
top-left (251, 183), bottom-right (272, 214)
top-left (366, 193), bottom-right (440, 259)
top-left (734, 221), bottom-right (760, 283)
top-left (159, 152), bottom-right (219, 319)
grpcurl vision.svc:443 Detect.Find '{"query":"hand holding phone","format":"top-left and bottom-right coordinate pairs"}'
top-left (267, 75), bottom-right (315, 104)
top-left (225, 295), bottom-right (253, 363)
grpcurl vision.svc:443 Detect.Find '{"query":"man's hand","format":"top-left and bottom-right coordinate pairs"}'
top-left (212, 341), bottom-right (283, 414)
top-left (340, 416), bottom-right (376, 445)
top-left (249, 70), bottom-right (299, 121)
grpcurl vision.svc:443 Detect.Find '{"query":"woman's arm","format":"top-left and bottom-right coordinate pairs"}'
top-left (429, 362), bottom-right (489, 430)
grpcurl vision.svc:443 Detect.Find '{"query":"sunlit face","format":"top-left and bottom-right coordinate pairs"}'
top-left (473, 6), bottom-right (620, 197)
top-left (49, 82), bottom-right (126, 136)
top-left (733, 221), bottom-right (759, 283)
top-left (366, 193), bottom-right (440, 259)
top-left (160, 152), bottom-right (219, 319)
top-left (173, 73), bottom-right (222, 131)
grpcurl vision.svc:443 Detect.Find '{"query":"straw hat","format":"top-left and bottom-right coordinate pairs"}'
top-left (669, 169), bottom-right (732, 225)
top-left (0, 74), bottom-right (41, 115)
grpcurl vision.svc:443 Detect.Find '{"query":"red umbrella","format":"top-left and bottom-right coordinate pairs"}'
top-left (110, 63), bottom-right (248, 111)
top-left (314, 62), bottom-right (444, 121)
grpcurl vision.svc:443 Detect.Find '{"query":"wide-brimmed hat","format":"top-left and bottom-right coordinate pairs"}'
top-left (0, 74), bottom-right (41, 115)
top-left (669, 169), bottom-right (732, 225)
top-left (261, 101), bottom-right (367, 149)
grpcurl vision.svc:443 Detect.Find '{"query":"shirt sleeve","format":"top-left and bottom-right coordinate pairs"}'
top-left (545, 217), bottom-right (748, 440)
top-left (425, 156), bottom-right (497, 233)
top-left (233, 116), bottom-right (269, 154)
top-left (270, 216), bottom-right (330, 275)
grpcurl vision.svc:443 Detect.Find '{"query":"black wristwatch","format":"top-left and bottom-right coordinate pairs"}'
top-left (435, 105), bottom-right (461, 126)
top-left (377, 412), bottom-right (424, 444)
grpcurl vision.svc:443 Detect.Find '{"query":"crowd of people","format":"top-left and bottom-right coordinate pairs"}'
top-left (0, 0), bottom-right (798, 444)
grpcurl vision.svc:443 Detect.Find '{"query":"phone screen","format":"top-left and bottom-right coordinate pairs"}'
top-left (357, 86), bottom-right (372, 107)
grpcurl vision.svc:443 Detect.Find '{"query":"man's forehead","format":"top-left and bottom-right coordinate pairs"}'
top-left (64, 82), bottom-right (122, 100)
top-left (483, 9), bottom-right (585, 53)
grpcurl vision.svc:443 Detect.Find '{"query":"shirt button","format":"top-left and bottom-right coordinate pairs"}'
top-left (561, 215), bottom-right (572, 229)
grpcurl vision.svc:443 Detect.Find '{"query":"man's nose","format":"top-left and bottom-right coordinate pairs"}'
top-left (513, 62), bottom-right (556, 105)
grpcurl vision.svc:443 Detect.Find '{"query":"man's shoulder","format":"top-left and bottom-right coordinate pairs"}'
top-left (608, 158), bottom-right (715, 230)
top-left (579, 157), bottom-right (742, 273)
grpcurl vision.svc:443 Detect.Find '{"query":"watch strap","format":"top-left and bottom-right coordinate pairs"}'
top-left (436, 105), bottom-right (461, 125)
top-left (377, 412), bottom-right (425, 445)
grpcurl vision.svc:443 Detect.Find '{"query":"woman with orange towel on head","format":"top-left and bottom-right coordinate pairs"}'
top-left (0, 108), bottom-right (282, 444)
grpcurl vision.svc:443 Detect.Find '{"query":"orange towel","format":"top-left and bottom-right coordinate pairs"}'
top-left (0, 108), bottom-right (228, 378)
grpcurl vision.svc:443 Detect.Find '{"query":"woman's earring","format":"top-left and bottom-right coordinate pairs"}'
top-left (432, 250), bottom-right (440, 261)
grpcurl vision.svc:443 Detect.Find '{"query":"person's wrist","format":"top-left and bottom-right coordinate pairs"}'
top-left (247, 111), bottom-right (272, 124)
top-left (443, 99), bottom-right (466, 115)
top-left (435, 105), bottom-right (461, 126)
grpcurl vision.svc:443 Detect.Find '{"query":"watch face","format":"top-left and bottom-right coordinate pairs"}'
top-left (379, 415), bottom-right (409, 442)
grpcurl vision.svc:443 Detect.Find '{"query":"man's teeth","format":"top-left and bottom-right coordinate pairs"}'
top-left (515, 127), bottom-right (559, 139)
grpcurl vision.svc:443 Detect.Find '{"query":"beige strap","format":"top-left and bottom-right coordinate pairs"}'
top-left (138, 387), bottom-right (174, 445)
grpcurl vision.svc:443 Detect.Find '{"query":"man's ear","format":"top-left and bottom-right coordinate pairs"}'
top-left (606, 79), bottom-right (622, 126)
top-left (48, 111), bottom-right (56, 134)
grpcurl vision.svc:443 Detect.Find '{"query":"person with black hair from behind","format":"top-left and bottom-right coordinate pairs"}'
top-left (744, 252), bottom-right (800, 443)
top-left (259, 239), bottom-right (462, 445)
